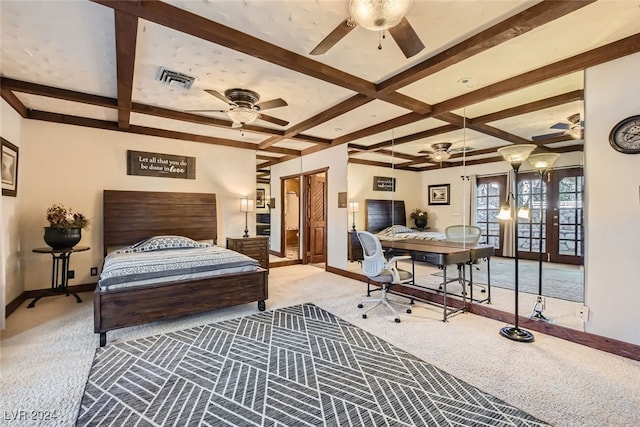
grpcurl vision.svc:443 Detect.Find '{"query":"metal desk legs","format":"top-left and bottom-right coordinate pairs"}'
top-left (27, 252), bottom-right (82, 308)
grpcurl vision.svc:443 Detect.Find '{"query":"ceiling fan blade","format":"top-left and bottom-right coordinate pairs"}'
top-left (532, 131), bottom-right (566, 141)
top-left (255, 98), bottom-right (288, 110)
top-left (205, 89), bottom-right (232, 105)
top-left (310, 18), bottom-right (356, 55)
top-left (259, 113), bottom-right (289, 127)
top-left (550, 122), bottom-right (571, 130)
top-left (388, 17), bottom-right (425, 58)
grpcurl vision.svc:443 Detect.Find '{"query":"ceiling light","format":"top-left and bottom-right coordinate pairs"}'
top-left (431, 150), bottom-right (451, 162)
top-left (227, 107), bottom-right (260, 127)
top-left (567, 125), bottom-right (582, 139)
top-left (349, 0), bottom-right (413, 31)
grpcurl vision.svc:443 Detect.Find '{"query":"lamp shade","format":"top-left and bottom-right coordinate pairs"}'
top-left (497, 144), bottom-right (536, 167)
top-left (496, 202), bottom-right (512, 220)
top-left (527, 153), bottom-right (560, 172)
top-left (240, 197), bottom-right (254, 212)
top-left (227, 107), bottom-right (259, 125)
top-left (348, 201), bottom-right (359, 213)
top-left (518, 205), bottom-right (531, 220)
top-left (349, 0), bottom-right (413, 31)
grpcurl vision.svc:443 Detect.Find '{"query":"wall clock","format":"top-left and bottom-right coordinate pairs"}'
top-left (609, 115), bottom-right (640, 154)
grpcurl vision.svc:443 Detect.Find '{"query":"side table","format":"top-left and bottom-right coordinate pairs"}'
top-left (28, 246), bottom-right (90, 308)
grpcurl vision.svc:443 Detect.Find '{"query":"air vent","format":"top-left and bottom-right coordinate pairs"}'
top-left (156, 67), bottom-right (195, 89)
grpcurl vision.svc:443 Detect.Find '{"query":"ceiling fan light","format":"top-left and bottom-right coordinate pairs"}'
top-left (349, 0), bottom-right (413, 31)
top-left (431, 150), bottom-right (451, 162)
top-left (227, 107), bottom-right (259, 126)
top-left (568, 125), bottom-right (582, 139)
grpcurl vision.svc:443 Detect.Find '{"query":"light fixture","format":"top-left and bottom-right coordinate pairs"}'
top-left (240, 197), bottom-right (254, 238)
top-left (348, 201), bottom-right (360, 232)
top-left (349, 0), bottom-right (413, 31)
top-left (497, 144), bottom-right (536, 343)
top-left (496, 194), bottom-right (530, 220)
top-left (431, 150), bottom-right (451, 162)
top-left (526, 153), bottom-right (561, 322)
top-left (227, 107), bottom-right (260, 128)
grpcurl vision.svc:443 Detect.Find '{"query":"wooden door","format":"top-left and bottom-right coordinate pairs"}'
top-left (475, 175), bottom-right (507, 257)
top-left (306, 173), bottom-right (326, 264)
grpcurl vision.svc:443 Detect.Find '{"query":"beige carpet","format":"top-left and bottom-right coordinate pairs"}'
top-left (1, 265), bottom-right (639, 426)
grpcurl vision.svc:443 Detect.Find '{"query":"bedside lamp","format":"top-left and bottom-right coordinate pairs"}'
top-left (240, 197), bottom-right (254, 238)
top-left (348, 201), bottom-right (359, 232)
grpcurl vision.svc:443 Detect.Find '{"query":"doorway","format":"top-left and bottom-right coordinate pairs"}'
top-left (302, 169), bottom-right (327, 267)
top-left (281, 176), bottom-right (300, 260)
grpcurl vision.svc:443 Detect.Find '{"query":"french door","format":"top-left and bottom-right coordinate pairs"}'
top-left (475, 168), bottom-right (584, 266)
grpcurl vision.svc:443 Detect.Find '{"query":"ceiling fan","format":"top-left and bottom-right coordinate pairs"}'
top-left (418, 142), bottom-right (472, 162)
top-left (189, 88), bottom-right (289, 128)
top-left (310, 0), bottom-right (425, 59)
top-left (532, 113), bottom-right (584, 141)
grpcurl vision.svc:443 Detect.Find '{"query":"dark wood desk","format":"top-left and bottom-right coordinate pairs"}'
top-left (379, 239), bottom-right (494, 321)
top-left (29, 246), bottom-right (90, 308)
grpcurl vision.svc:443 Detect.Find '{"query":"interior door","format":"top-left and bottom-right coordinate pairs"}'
top-left (548, 167), bottom-right (584, 265)
top-left (306, 172), bottom-right (326, 264)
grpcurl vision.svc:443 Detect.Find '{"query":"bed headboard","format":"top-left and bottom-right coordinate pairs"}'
top-left (364, 199), bottom-right (406, 232)
top-left (103, 190), bottom-right (217, 253)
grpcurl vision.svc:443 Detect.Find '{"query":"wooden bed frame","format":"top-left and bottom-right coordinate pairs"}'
top-left (364, 199), bottom-right (407, 232)
top-left (94, 190), bottom-right (268, 347)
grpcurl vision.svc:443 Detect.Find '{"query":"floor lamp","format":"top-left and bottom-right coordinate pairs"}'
top-left (526, 153), bottom-right (561, 322)
top-left (240, 197), bottom-right (254, 238)
top-left (497, 144), bottom-right (536, 343)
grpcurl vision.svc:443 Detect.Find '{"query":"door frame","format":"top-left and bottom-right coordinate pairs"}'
top-left (279, 174), bottom-right (301, 260)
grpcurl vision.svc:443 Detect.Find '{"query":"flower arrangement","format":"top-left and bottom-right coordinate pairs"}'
top-left (410, 208), bottom-right (428, 219)
top-left (46, 203), bottom-right (90, 230)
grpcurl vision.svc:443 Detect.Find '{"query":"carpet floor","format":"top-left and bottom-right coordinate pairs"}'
top-left (77, 303), bottom-right (548, 427)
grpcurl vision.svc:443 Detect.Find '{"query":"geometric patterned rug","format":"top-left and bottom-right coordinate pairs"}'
top-left (76, 303), bottom-right (549, 426)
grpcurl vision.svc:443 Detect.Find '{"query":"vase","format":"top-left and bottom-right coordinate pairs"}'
top-left (43, 227), bottom-right (82, 249)
top-left (414, 217), bottom-right (427, 231)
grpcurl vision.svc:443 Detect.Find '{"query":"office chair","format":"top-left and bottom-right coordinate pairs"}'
top-left (443, 225), bottom-right (484, 294)
top-left (356, 231), bottom-right (413, 323)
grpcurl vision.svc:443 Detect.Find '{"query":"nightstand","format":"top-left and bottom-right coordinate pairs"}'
top-left (347, 231), bottom-right (364, 262)
top-left (226, 236), bottom-right (269, 271)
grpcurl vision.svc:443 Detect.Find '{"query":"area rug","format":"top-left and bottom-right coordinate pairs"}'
top-left (427, 258), bottom-right (584, 303)
top-left (77, 304), bottom-right (549, 426)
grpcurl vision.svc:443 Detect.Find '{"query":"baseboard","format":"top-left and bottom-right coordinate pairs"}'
top-left (327, 266), bottom-right (640, 361)
top-left (5, 282), bottom-right (97, 317)
top-left (270, 259), bottom-right (302, 268)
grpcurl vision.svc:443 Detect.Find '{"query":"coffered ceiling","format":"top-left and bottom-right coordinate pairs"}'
top-left (1, 0), bottom-right (639, 174)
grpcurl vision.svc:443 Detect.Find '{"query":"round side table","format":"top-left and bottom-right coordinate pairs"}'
top-left (28, 246), bottom-right (90, 308)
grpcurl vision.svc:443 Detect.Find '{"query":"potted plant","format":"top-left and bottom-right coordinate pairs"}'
top-left (410, 208), bottom-right (428, 230)
top-left (44, 203), bottom-right (90, 249)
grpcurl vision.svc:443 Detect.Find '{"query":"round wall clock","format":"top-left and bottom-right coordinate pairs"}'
top-left (609, 115), bottom-right (640, 154)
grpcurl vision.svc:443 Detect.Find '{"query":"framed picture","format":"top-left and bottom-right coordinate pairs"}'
top-left (428, 184), bottom-right (450, 205)
top-left (1, 137), bottom-right (19, 197)
top-left (256, 188), bottom-right (266, 208)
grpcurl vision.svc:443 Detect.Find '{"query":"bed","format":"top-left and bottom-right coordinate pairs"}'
top-left (364, 199), bottom-right (446, 241)
top-left (94, 190), bottom-right (268, 347)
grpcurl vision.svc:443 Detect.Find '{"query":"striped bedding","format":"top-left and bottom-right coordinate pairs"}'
top-left (98, 245), bottom-right (259, 291)
top-left (375, 225), bottom-right (446, 241)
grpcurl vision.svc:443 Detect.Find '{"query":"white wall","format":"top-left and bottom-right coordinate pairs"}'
top-left (1, 99), bottom-right (24, 309)
top-left (584, 52), bottom-right (640, 345)
top-left (347, 164), bottom-right (422, 229)
top-left (20, 120), bottom-right (256, 291)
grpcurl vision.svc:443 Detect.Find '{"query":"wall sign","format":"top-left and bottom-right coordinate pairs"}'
top-left (127, 150), bottom-right (196, 180)
top-left (372, 176), bottom-right (396, 192)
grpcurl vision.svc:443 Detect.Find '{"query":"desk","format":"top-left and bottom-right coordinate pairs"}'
top-left (379, 240), bottom-right (494, 321)
top-left (28, 246), bottom-right (90, 308)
